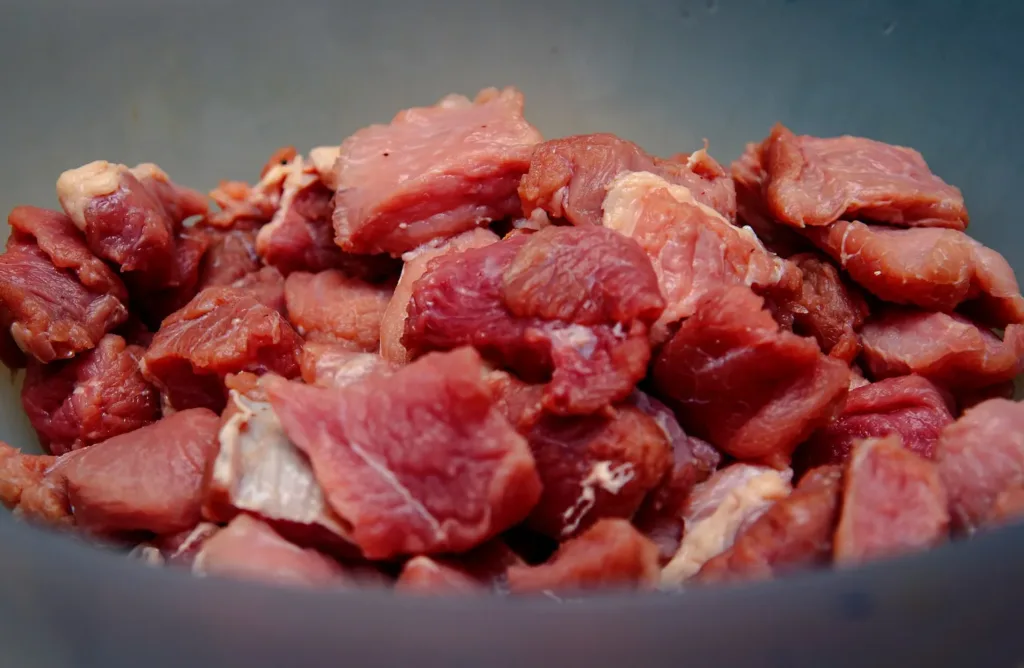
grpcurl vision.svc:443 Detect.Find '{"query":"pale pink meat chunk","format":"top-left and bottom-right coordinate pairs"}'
top-left (284, 270), bottom-right (394, 351)
top-left (299, 342), bottom-right (393, 389)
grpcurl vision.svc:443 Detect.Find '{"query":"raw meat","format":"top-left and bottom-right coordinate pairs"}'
top-left (299, 342), bottom-right (393, 388)
top-left (380, 228), bottom-right (499, 365)
top-left (21, 334), bottom-right (159, 456)
top-left (284, 270), bottom-right (394, 350)
top-left (128, 226), bottom-right (212, 327)
top-left (600, 171), bottom-right (800, 337)
top-left (265, 347), bottom-right (542, 559)
top-left (141, 286), bottom-right (303, 413)
top-left (506, 519), bottom-right (660, 593)
top-left (0, 443), bottom-right (67, 526)
top-left (205, 150), bottom-right (292, 230)
top-left (989, 487), bottom-right (1024, 527)
top-left (333, 87), bottom-right (543, 255)
top-left (661, 464), bottom-right (793, 585)
top-left (197, 229), bottom-right (260, 289)
top-left (935, 398), bottom-right (1024, 533)
top-left (405, 226), bottom-right (664, 415)
top-left (652, 286), bottom-right (850, 468)
top-left (731, 143), bottom-right (814, 257)
top-left (129, 163), bottom-right (209, 226)
top-left (194, 514), bottom-right (346, 588)
top-left (833, 435), bottom-right (949, 565)
top-left (760, 124), bottom-right (968, 229)
top-left (860, 310), bottom-right (1024, 391)
top-left (795, 375), bottom-right (954, 471)
top-left (396, 541), bottom-right (523, 594)
top-left (519, 133), bottom-right (735, 226)
top-left (131, 523), bottom-right (221, 568)
top-left (696, 465), bottom-right (842, 583)
top-left (396, 557), bottom-right (482, 594)
top-left (231, 266), bottom-right (287, 315)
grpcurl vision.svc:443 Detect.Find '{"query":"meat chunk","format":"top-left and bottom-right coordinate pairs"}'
top-left (265, 347), bottom-right (542, 559)
top-left (128, 163), bottom-right (209, 225)
top-left (380, 228), bottom-right (499, 365)
top-left (127, 226), bottom-right (212, 327)
top-left (197, 229), bottom-right (260, 289)
top-left (795, 375), bottom-right (954, 472)
top-left (801, 221), bottom-right (1024, 325)
top-left (860, 310), bottom-right (1024, 392)
top-left (194, 515), bottom-right (346, 588)
top-left (696, 465), bottom-right (843, 583)
top-left (0, 443), bottom-right (67, 526)
top-left (519, 133), bottom-right (736, 227)
top-left (506, 519), bottom-right (660, 593)
top-left (132, 522), bottom-right (221, 568)
top-left (601, 171), bottom-right (799, 337)
top-left (284, 270), bottom-right (393, 351)
top-left (731, 143), bottom-right (814, 257)
top-left (760, 124), bottom-right (968, 229)
top-left (21, 334), bottom-right (159, 456)
top-left (652, 286), bottom-right (850, 468)
top-left (333, 87), bottom-right (543, 255)
top-left (231, 266), bottom-right (287, 315)
top-left (935, 399), bottom-right (1024, 533)
top-left (833, 436), bottom-right (949, 565)
top-left (661, 464), bottom-right (793, 585)
top-left (299, 342), bottom-right (393, 388)
top-left (405, 226), bottom-right (664, 415)
top-left (205, 151), bottom-right (292, 230)
top-left (396, 541), bottom-right (523, 594)
top-left (141, 286), bottom-right (303, 413)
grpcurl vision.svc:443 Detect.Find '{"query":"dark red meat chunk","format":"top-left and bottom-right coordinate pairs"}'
top-left (129, 163), bottom-right (209, 226)
top-left (519, 133), bottom-right (736, 226)
top-left (333, 87), bottom-right (543, 255)
top-left (284, 270), bottom-right (394, 351)
top-left (795, 375), bottom-right (954, 472)
top-left (506, 518), bottom-right (660, 593)
top-left (833, 435), bottom-right (949, 565)
top-left (197, 229), bottom-right (260, 289)
top-left (652, 285), bottom-right (850, 468)
top-left (127, 226), bottom-right (211, 327)
top-left (300, 342), bottom-right (393, 389)
top-left (21, 334), bottom-right (159, 456)
top-left (265, 347), bottom-right (542, 559)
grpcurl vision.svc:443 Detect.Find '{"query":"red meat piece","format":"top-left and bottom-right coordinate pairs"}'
top-left (396, 541), bottom-right (523, 594)
top-left (197, 229), bottom-right (260, 289)
top-left (128, 163), bottom-right (209, 226)
top-left (935, 398), bottom-right (1024, 533)
top-left (731, 143), bottom-right (814, 257)
top-left (21, 334), bottom-right (159, 456)
top-left (760, 124), bottom-right (968, 229)
top-left (506, 518), bottom-right (660, 593)
top-left (141, 286), bottom-right (302, 412)
top-left (284, 270), bottom-right (394, 351)
top-left (652, 285), bottom-right (850, 468)
top-left (205, 150), bottom-right (293, 230)
top-left (265, 347), bottom-right (542, 559)
top-left (795, 375), bottom-right (954, 471)
top-left (231, 266), bottom-right (287, 315)
top-left (405, 226), bottom-right (664, 415)
top-left (860, 310), bottom-right (1024, 391)
top-left (333, 87), bottom-right (543, 255)
top-left (519, 133), bottom-right (736, 226)
top-left (128, 226), bottom-right (212, 327)
top-left (300, 342), bottom-right (393, 388)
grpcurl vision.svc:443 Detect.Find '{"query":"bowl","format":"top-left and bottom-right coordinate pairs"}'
top-left (1, 1), bottom-right (1023, 666)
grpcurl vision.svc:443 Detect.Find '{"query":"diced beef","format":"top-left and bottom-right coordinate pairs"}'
top-left (935, 399), bottom-right (1024, 533)
top-left (600, 171), bottom-right (800, 339)
top-left (731, 143), bottom-right (814, 257)
top-left (396, 541), bottom-right (523, 594)
top-left (128, 163), bottom-right (209, 226)
top-left (194, 514), bottom-right (346, 588)
top-left (197, 229), bottom-right (260, 289)
top-left (695, 465), bottom-right (843, 583)
top-left (128, 226), bottom-right (212, 327)
top-left (795, 375), bottom-right (954, 471)
top-left (519, 133), bottom-right (736, 227)
top-left (265, 347), bottom-right (542, 559)
top-left (833, 435), bottom-right (949, 565)
top-left (231, 266), bottom-right (287, 315)
top-left (141, 286), bottom-right (303, 413)
top-left (661, 464), bottom-right (793, 585)
top-left (21, 334), bottom-right (159, 456)
top-left (506, 518), bottom-right (660, 593)
top-left (380, 228), bottom-right (500, 365)
top-left (405, 226), bottom-right (664, 415)
top-left (759, 124), bottom-right (968, 230)
top-left (652, 285), bottom-right (850, 468)
top-left (299, 342), bottom-right (393, 388)
top-left (333, 87), bottom-right (543, 255)
top-left (860, 310), bottom-right (1024, 392)
top-left (0, 443), bottom-right (67, 526)
top-left (284, 270), bottom-right (394, 351)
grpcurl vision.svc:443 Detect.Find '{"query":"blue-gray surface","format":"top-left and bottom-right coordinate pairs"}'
top-left (0, 1), bottom-right (1021, 666)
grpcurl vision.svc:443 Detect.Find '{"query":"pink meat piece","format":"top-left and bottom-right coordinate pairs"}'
top-left (405, 226), bottom-right (664, 415)
top-left (129, 163), bottom-right (209, 226)
top-left (0, 443), bottom-right (68, 527)
top-left (801, 221), bottom-right (1024, 325)
top-left (265, 347), bottom-right (542, 559)
top-left (731, 143), bottom-right (814, 257)
top-left (140, 286), bottom-right (303, 413)
top-left (21, 334), bottom-right (159, 456)
top-left (380, 228), bottom-right (499, 365)
top-left (833, 435), bottom-right (949, 565)
top-left (194, 515), bottom-right (346, 588)
top-left (652, 285), bottom-right (850, 468)
top-left (284, 270), bottom-right (394, 351)
top-left (518, 133), bottom-right (736, 226)
top-left (231, 266), bottom-right (287, 315)
top-left (506, 518), bottom-right (660, 593)
top-left (300, 342), bottom-right (393, 389)
top-left (396, 541), bottom-right (524, 594)
top-left (696, 465), bottom-right (843, 583)
top-left (795, 375), bottom-right (954, 472)
top-left (197, 228), bottom-right (260, 289)
top-left (860, 309), bottom-right (1024, 391)
top-left (600, 171), bottom-right (800, 339)
top-left (760, 124), bottom-right (968, 229)
top-left (332, 87), bottom-right (543, 255)
top-left (145, 523), bottom-right (221, 567)
top-left (935, 398), bottom-right (1024, 533)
